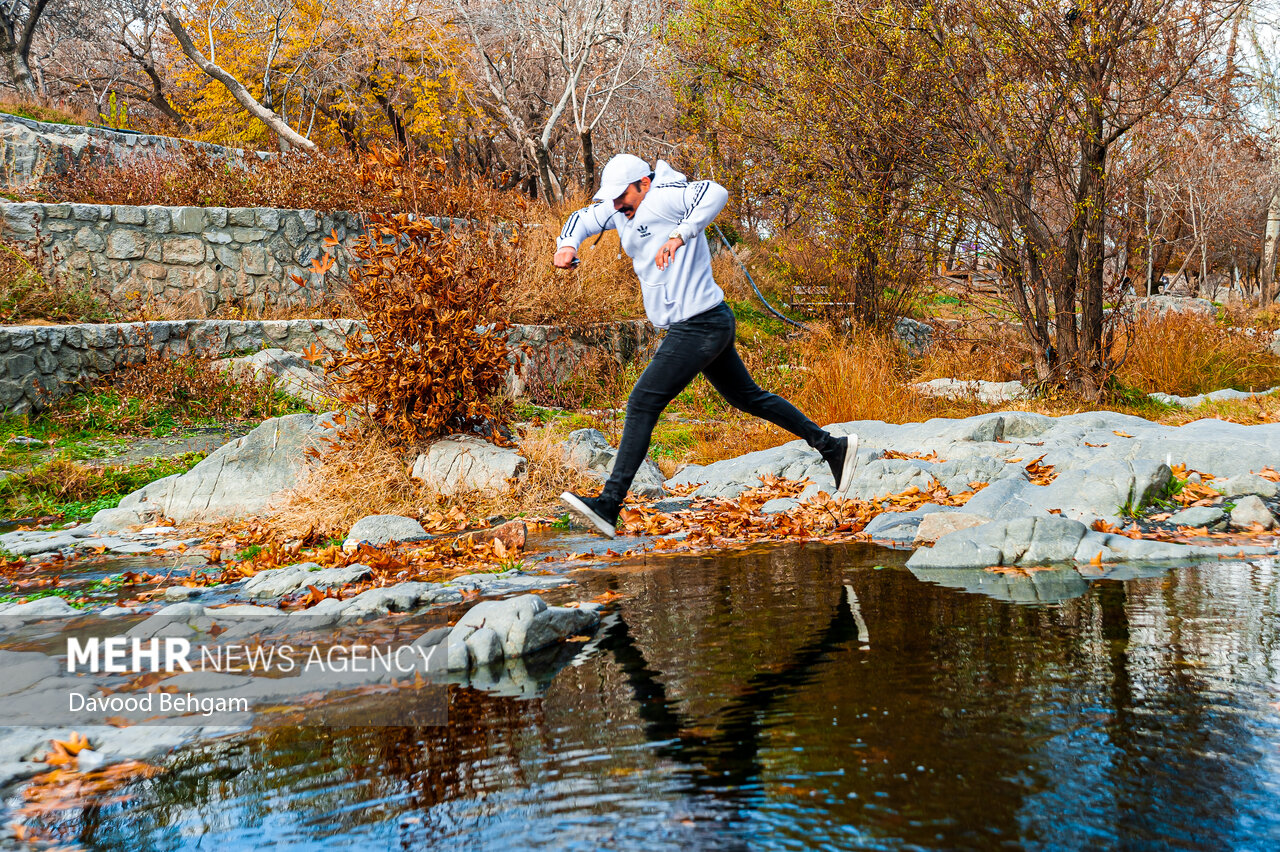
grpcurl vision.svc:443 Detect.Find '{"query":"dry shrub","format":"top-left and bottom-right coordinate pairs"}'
top-left (272, 424), bottom-right (423, 539)
top-left (1114, 312), bottom-right (1280, 396)
top-left (504, 195), bottom-right (643, 326)
top-left (916, 320), bottom-right (1034, 383)
top-left (51, 350), bottom-right (297, 434)
top-left (328, 216), bottom-right (513, 445)
top-left (0, 242), bottom-right (109, 323)
top-left (273, 421), bottom-right (598, 538)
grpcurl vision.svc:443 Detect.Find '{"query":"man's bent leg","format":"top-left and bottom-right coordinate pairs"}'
top-left (702, 340), bottom-right (838, 454)
top-left (702, 339), bottom-right (859, 496)
top-left (600, 310), bottom-right (735, 504)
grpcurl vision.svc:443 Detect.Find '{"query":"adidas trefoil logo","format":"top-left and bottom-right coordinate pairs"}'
top-left (636, 224), bottom-right (651, 237)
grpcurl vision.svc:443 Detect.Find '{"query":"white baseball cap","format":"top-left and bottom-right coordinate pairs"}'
top-left (594, 153), bottom-right (652, 201)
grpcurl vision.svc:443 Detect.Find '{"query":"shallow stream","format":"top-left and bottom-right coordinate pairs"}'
top-left (18, 542), bottom-right (1280, 849)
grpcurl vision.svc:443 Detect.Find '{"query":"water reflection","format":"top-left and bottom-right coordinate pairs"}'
top-left (33, 545), bottom-right (1280, 850)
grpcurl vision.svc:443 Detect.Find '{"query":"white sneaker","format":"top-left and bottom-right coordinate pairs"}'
top-left (560, 492), bottom-right (618, 539)
top-left (833, 434), bottom-right (859, 500)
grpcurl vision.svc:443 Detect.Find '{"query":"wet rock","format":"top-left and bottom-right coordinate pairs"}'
top-left (0, 530), bottom-right (82, 556)
top-left (909, 515), bottom-right (1271, 570)
top-left (1230, 495), bottom-right (1277, 530)
top-left (125, 602), bottom-right (207, 639)
top-left (454, 519), bottom-right (527, 551)
top-left (86, 503), bottom-right (163, 532)
top-left (161, 586), bottom-right (204, 601)
top-left (344, 515), bottom-right (430, 548)
top-left (118, 412), bottom-right (340, 523)
top-left (1216, 473), bottom-right (1279, 499)
top-left (213, 348), bottom-right (329, 405)
top-left (411, 434), bottom-right (526, 497)
top-left (328, 581), bottom-right (452, 623)
top-left (1167, 505), bottom-right (1226, 527)
top-left (865, 506), bottom-right (954, 543)
top-left (914, 511), bottom-right (993, 544)
top-left (446, 594), bottom-right (600, 671)
top-left (562, 428), bottom-right (665, 498)
top-left (241, 562), bottom-right (372, 598)
top-left (0, 596), bottom-right (80, 622)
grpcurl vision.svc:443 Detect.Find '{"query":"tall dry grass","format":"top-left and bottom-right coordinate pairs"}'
top-left (505, 195), bottom-right (644, 326)
top-left (271, 420), bottom-right (600, 538)
top-left (1114, 312), bottom-right (1280, 396)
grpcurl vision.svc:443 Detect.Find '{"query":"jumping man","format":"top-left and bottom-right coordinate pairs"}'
top-left (554, 154), bottom-right (859, 537)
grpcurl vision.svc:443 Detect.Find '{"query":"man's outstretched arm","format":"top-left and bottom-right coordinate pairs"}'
top-left (554, 203), bottom-right (616, 268)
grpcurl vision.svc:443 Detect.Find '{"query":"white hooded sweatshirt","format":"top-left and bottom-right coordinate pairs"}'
top-left (556, 160), bottom-right (729, 329)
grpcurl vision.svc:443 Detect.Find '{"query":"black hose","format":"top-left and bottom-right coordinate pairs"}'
top-left (712, 224), bottom-right (808, 331)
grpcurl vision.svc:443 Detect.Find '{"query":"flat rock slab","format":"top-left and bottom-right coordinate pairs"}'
top-left (119, 412), bottom-right (341, 524)
top-left (240, 562), bottom-right (373, 599)
top-left (907, 516), bottom-right (1272, 570)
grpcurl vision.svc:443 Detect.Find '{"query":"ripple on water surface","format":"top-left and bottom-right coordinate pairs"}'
top-left (30, 544), bottom-right (1280, 851)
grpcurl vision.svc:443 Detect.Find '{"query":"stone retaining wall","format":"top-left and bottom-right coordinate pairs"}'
top-left (1, 112), bottom-right (249, 191)
top-left (0, 201), bottom-right (365, 314)
top-left (0, 318), bottom-right (658, 415)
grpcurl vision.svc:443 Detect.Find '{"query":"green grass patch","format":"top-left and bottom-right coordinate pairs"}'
top-left (0, 452), bottom-right (204, 521)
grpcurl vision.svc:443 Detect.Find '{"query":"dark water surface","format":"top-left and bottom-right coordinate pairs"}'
top-left (45, 544), bottom-right (1280, 850)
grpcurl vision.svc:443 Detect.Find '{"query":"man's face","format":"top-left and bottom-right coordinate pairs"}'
top-left (613, 177), bottom-right (650, 219)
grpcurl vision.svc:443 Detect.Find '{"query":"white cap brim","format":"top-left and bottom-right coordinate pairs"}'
top-left (593, 181), bottom-right (631, 202)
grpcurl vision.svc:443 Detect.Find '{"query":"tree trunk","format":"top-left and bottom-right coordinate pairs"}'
top-left (1262, 186), bottom-right (1280, 304)
top-left (161, 11), bottom-right (316, 152)
top-left (580, 128), bottom-right (596, 193)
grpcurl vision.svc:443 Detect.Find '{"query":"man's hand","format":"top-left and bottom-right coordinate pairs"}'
top-left (553, 246), bottom-right (579, 269)
top-left (655, 235), bottom-right (684, 270)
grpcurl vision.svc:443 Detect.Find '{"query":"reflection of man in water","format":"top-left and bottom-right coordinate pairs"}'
top-left (551, 153), bottom-right (859, 538)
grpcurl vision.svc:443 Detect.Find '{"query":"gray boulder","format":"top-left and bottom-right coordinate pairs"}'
top-left (1132, 295), bottom-right (1217, 320)
top-left (864, 505), bottom-right (955, 544)
top-left (118, 412), bottom-right (341, 523)
top-left (1024, 458), bottom-right (1171, 525)
top-left (1216, 473), bottom-right (1279, 499)
top-left (446, 594), bottom-right (601, 671)
top-left (241, 562), bottom-right (373, 598)
top-left (562, 428), bottom-right (665, 498)
top-left (1167, 505), bottom-right (1225, 527)
top-left (87, 503), bottom-right (163, 532)
top-left (214, 348), bottom-right (329, 405)
top-left (1230, 495), bottom-right (1277, 530)
top-left (0, 596), bottom-right (80, 622)
top-left (0, 531), bottom-right (82, 557)
top-left (411, 434), bottom-right (526, 496)
top-left (344, 514), bottom-right (430, 548)
top-left (911, 378), bottom-right (1028, 405)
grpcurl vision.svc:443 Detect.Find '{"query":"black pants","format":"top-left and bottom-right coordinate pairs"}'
top-left (602, 301), bottom-right (839, 503)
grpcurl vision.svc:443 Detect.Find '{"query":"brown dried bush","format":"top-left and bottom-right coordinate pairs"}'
top-left (327, 213), bottom-right (515, 446)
